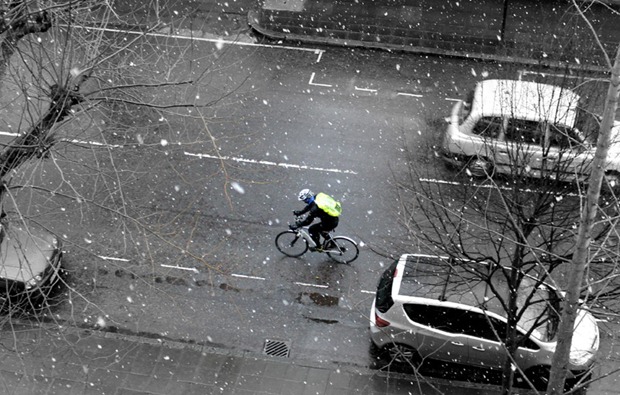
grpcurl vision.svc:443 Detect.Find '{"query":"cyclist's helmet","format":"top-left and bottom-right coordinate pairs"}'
top-left (298, 188), bottom-right (314, 201)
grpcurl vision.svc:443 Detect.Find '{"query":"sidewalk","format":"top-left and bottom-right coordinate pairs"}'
top-left (0, 322), bottom-right (506, 395)
top-left (248, 0), bottom-right (620, 70)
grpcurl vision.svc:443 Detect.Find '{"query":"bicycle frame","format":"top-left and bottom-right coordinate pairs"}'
top-left (296, 227), bottom-right (318, 248)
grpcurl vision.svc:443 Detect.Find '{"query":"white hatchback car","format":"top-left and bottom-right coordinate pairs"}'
top-left (369, 254), bottom-right (599, 390)
top-left (442, 79), bottom-right (620, 183)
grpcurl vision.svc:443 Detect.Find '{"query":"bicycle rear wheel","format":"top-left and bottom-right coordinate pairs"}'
top-left (325, 237), bottom-right (359, 264)
top-left (275, 231), bottom-right (309, 257)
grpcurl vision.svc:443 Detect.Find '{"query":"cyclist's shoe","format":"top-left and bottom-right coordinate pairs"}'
top-left (309, 246), bottom-right (322, 252)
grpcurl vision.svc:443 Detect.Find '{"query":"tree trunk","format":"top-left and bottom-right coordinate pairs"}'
top-left (546, 43), bottom-right (620, 394)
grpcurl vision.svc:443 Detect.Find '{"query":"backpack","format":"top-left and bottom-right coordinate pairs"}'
top-left (315, 192), bottom-right (342, 217)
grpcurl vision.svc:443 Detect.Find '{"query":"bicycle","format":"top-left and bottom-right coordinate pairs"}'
top-left (275, 224), bottom-right (359, 264)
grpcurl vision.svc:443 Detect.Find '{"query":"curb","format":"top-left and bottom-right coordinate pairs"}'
top-left (247, 10), bottom-right (610, 74)
top-left (8, 318), bottom-right (514, 393)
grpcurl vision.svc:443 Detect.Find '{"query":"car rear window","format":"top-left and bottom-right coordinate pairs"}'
top-left (375, 260), bottom-right (398, 313)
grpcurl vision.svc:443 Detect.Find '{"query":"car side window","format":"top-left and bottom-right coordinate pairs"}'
top-left (488, 318), bottom-right (541, 350)
top-left (404, 304), bottom-right (492, 338)
top-left (505, 119), bottom-right (542, 146)
top-left (472, 117), bottom-right (503, 138)
top-left (547, 124), bottom-right (583, 150)
top-left (403, 304), bottom-right (540, 350)
top-left (403, 304), bottom-right (455, 332)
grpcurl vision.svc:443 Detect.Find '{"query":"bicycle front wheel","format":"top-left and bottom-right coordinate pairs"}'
top-left (275, 231), bottom-right (309, 257)
top-left (326, 237), bottom-right (359, 264)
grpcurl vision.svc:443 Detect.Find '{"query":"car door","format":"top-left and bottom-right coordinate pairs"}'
top-left (462, 312), bottom-right (507, 370)
top-left (462, 312), bottom-right (541, 371)
top-left (543, 123), bottom-right (591, 182)
top-left (501, 118), bottom-right (545, 177)
top-left (403, 304), bottom-right (470, 365)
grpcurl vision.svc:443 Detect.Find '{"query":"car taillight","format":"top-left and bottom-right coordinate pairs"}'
top-left (375, 313), bottom-right (391, 328)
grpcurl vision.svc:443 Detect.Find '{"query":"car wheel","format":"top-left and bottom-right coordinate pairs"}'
top-left (465, 156), bottom-right (493, 178)
top-left (524, 366), bottom-right (550, 391)
top-left (602, 171), bottom-right (620, 195)
top-left (385, 343), bottom-right (422, 368)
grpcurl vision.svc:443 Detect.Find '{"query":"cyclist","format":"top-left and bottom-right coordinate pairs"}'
top-left (290, 188), bottom-right (342, 251)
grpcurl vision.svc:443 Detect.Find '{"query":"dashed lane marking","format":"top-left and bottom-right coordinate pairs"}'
top-left (98, 256), bottom-right (131, 262)
top-left (184, 151), bottom-right (358, 175)
top-left (294, 282), bottom-right (329, 288)
top-left (232, 273), bottom-right (266, 280)
top-left (397, 92), bottom-right (423, 98)
top-left (354, 86), bottom-right (378, 93)
top-left (419, 178), bottom-right (581, 197)
top-left (161, 264), bottom-right (199, 273)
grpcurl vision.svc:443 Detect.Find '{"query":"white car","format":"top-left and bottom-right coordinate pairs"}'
top-left (370, 254), bottom-right (599, 391)
top-left (442, 79), bottom-right (620, 183)
top-left (0, 219), bottom-right (63, 312)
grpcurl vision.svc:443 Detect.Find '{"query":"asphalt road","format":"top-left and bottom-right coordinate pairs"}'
top-left (3, 1), bottom-right (617, 392)
top-left (26, 32), bottom-right (532, 366)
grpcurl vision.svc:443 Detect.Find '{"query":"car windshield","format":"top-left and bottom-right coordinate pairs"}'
top-left (472, 270), bottom-right (561, 342)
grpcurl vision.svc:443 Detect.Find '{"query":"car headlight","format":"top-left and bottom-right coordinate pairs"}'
top-left (569, 349), bottom-right (595, 366)
top-left (26, 275), bottom-right (43, 290)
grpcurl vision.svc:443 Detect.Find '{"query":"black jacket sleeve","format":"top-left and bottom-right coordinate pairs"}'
top-left (296, 203), bottom-right (319, 226)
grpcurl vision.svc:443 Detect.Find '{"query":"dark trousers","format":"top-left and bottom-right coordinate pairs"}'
top-left (309, 218), bottom-right (338, 247)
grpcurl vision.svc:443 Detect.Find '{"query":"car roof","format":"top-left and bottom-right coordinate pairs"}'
top-left (472, 79), bottom-right (579, 128)
top-left (395, 254), bottom-right (556, 332)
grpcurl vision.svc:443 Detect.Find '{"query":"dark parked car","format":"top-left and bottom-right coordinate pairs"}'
top-left (0, 219), bottom-right (63, 312)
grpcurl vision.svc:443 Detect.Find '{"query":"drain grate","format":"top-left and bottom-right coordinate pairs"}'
top-left (263, 339), bottom-right (291, 357)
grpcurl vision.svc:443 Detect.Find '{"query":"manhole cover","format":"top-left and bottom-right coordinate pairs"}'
top-left (263, 339), bottom-right (290, 357)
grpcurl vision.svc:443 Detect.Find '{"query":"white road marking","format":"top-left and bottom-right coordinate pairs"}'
top-left (1, 130), bottom-right (125, 149)
top-left (98, 256), bottom-right (131, 262)
top-left (184, 151), bottom-right (358, 174)
top-left (361, 290), bottom-right (375, 294)
top-left (316, 51), bottom-right (324, 63)
top-left (419, 177), bottom-right (581, 197)
top-left (355, 86), bottom-right (377, 93)
top-left (161, 264), bottom-right (199, 273)
top-left (63, 138), bottom-right (124, 148)
top-left (445, 97), bottom-right (461, 102)
top-left (397, 92), bottom-right (423, 98)
top-left (294, 282), bottom-right (329, 288)
top-left (0, 131), bottom-right (18, 137)
top-left (232, 273), bottom-right (266, 280)
top-left (308, 72), bottom-right (333, 87)
top-left (67, 25), bottom-right (327, 54)
top-left (518, 69), bottom-right (609, 82)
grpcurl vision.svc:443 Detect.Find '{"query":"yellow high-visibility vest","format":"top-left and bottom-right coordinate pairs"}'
top-left (315, 193), bottom-right (342, 217)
